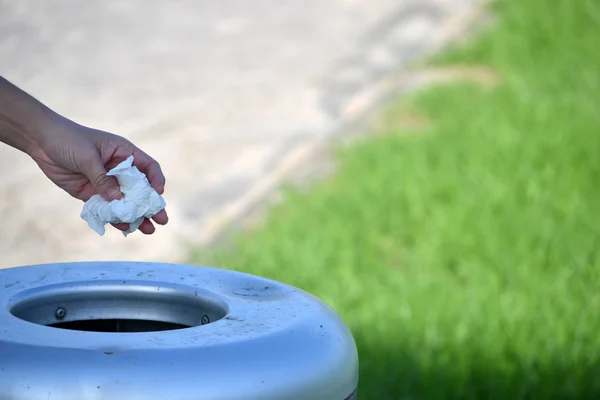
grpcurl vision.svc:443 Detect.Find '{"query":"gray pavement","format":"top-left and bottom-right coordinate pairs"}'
top-left (0, 0), bottom-right (483, 268)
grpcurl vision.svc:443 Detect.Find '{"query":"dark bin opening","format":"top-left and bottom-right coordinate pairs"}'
top-left (10, 280), bottom-right (228, 333)
top-left (48, 318), bottom-right (191, 333)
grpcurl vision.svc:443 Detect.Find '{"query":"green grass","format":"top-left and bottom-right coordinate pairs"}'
top-left (193, 0), bottom-right (600, 398)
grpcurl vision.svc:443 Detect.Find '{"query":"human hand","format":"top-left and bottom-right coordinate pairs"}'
top-left (29, 119), bottom-right (168, 235)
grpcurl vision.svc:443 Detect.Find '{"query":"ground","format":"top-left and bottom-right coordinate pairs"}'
top-left (0, 0), bottom-right (482, 268)
top-left (198, 0), bottom-right (600, 398)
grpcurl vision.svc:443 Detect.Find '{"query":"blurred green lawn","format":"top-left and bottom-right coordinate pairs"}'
top-left (193, 0), bottom-right (600, 398)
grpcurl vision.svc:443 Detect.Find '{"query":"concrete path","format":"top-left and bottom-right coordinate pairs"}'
top-left (0, 0), bottom-right (483, 268)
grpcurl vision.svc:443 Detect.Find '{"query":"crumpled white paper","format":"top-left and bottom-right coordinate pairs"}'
top-left (81, 155), bottom-right (166, 236)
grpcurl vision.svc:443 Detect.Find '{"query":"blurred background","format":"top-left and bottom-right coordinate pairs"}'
top-left (0, 0), bottom-right (478, 267)
top-left (3, 0), bottom-right (599, 398)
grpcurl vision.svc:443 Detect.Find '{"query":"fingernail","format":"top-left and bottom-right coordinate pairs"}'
top-left (107, 188), bottom-right (122, 201)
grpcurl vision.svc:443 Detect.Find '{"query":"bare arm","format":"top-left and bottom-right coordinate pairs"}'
top-left (0, 76), bottom-right (62, 155)
top-left (0, 76), bottom-right (168, 235)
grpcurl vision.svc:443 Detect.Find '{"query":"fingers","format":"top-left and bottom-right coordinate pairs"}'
top-left (138, 219), bottom-right (156, 234)
top-left (146, 161), bottom-right (165, 195)
top-left (91, 133), bottom-right (167, 236)
top-left (82, 152), bottom-right (123, 201)
top-left (94, 131), bottom-right (166, 195)
top-left (101, 147), bottom-right (168, 236)
top-left (131, 149), bottom-right (166, 195)
top-left (77, 183), bottom-right (99, 202)
top-left (111, 219), bottom-right (154, 235)
top-left (111, 222), bottom-right (130, 231)
top-left (152, 209), bottom-right (168, 225)
top-left (110, 212), bottom-right (165, 235)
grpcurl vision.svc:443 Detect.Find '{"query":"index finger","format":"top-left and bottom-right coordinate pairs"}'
top-left (132, 149), bottom-right (166, 194)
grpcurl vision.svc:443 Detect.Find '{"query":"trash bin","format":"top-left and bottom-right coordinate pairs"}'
top-left (0, 262), bottom-right (358, 400)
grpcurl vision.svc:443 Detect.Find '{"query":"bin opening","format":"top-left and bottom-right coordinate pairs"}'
top-left (9, 280), bottom-right (228, 333)
top-left (48, 318), bottom-right (191, 333)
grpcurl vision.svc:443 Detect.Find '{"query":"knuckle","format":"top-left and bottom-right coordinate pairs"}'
top-left (92, 173), bottom-right (112, 188)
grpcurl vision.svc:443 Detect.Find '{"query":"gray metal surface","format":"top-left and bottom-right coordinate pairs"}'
top-left (0, 262), bottom-right (358, 400)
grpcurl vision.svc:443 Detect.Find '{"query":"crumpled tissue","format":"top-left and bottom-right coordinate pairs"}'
top-left (81, 155), bottom-right (166, 236)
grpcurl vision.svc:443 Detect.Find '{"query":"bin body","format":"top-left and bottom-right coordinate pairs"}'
top-left (0, 262), bottom-right (358, 400)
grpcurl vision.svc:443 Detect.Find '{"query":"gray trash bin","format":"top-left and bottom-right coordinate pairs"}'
top-left (0, 262), bottom-right (358, 400)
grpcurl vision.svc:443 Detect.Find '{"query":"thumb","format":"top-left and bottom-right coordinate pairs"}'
top-left (83, 155), bottom-right (122, 201)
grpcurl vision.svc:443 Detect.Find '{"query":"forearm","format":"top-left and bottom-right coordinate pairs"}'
top-left (0, 76), bottom-right (64, 155)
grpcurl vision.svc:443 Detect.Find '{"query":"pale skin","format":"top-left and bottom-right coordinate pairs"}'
top-left (0, 76), bottom-right (168, 235)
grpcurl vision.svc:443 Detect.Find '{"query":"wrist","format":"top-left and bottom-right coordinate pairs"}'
top-left (29, 112), bottom-right (76, 154)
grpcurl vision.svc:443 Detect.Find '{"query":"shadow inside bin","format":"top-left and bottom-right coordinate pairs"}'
top-left (354, 333), bottom-right (600, 400)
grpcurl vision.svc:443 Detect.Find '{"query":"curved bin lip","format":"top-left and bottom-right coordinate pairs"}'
top-left (0, 262), bottom-right (359, 400)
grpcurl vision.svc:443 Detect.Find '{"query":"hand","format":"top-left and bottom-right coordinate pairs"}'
top-left (30, 119), bottom-right (168, 235)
